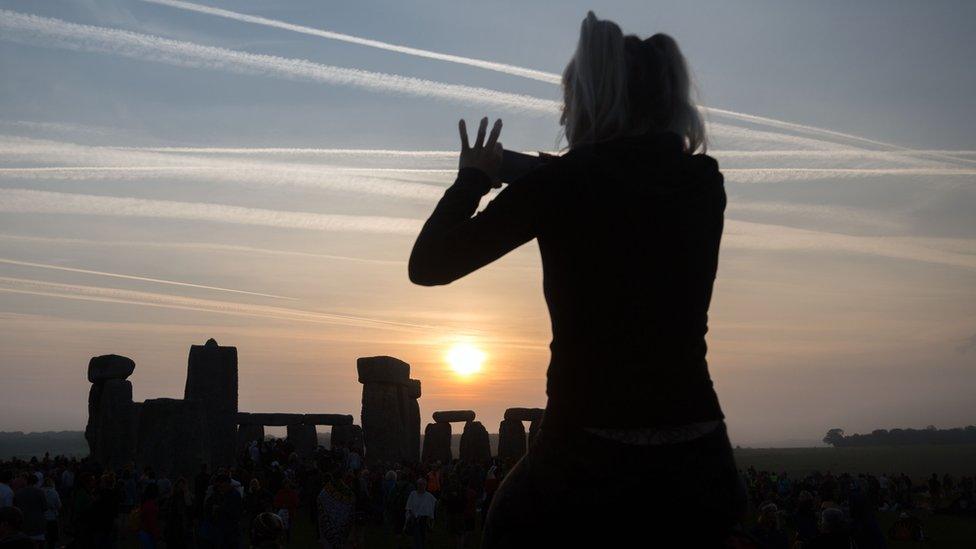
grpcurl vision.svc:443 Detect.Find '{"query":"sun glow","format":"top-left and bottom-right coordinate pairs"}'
top-left (446, 342), bottom-right (485, 377)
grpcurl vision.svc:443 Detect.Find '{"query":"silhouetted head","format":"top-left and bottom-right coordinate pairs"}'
top-left (560, 11), bottom-right (705, 152)
top-left (415, 477), bottom-right (427, 493)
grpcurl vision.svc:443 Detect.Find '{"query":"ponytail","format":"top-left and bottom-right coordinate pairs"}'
top-left (561, 13), bottom-right (707, 153)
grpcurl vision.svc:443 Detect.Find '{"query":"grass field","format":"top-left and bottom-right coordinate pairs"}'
top-left (733, 444), bottom-right (976, 479)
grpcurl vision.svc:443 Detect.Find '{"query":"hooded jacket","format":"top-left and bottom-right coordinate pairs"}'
top-left (409, 131), bottom-right (726, 429)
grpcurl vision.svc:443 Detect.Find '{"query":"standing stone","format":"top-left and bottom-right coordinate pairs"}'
top-left (358, 356), bottom-right (419, 464)
top-left (87, 354), bottom-right (135, 383)
top-left (459, 421), bottom-right (490, 463)
top-left (403, 386), bottom-right (421, 463)
top-left (287, 424), bottom-right (318, 457)
top-left (85, 383), bottom-right (104, 457)
top-left (528, 418), bottom-right (541, 448)
top-left (497, 419), bottom-right (527, 461)
top-left (504, 408), bottom-right (544, 422)
top-left (184, 338), bottom-right (238, 468)
top-left (421, 422), bottom-right (452, 464)
top-left (331, 424), bottom-right (364, 455)
top-left (237, 424), bottom-right (265, 455)
top-left (93, 379), bottom-right (135, 469)
top-left (360, 382), bottom-right (406, 464)
top-left (432, 410), bottom-right (476, 423)
top-left (137, 398), bottom-right (207, 477)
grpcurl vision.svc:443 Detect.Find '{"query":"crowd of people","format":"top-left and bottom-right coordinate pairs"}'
top-left (0, 438), bottom-right (510, 548)
top-left (741, 467), bottom-right (975, 548)
top-left (0, 442), bottom-right (973, 548)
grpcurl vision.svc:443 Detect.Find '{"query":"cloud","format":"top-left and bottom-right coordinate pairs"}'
top-left (0, 233), bottom-right (405, 266)
top-left (723, 220), bottom-right (976, 271)
top-left (0, 166), bottom-right (448, 200)
top-left (0, 257), bottom-right (293, 300)
top-left (0, 188), bottom-right (424, 234)
top-left (0, 10), bottom-right (560, 115)
top-left (139, 0), bottom-right (562, 84)
top-left (0, 276), bottom-right (440, 333)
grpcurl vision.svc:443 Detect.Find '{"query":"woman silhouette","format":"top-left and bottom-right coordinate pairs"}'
top-left (409, 12), bottom-right (744, 547)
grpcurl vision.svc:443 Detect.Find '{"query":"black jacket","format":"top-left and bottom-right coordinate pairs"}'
top-left (409, 131), bottom-right (726, 429)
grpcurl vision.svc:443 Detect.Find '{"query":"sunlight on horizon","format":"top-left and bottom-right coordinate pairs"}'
top-left (446, 342), bottom-right (486, 378)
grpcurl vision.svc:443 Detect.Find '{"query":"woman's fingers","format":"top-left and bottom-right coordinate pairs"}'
top-left (474, 117), bottom-right (488, 148)
top-left (485, 119), bottom-right (503, 151)
top-left (458, 119), bottom-right (469, 151)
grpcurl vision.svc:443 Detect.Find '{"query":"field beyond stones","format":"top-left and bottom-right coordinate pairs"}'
top-left (733, 444), bottom-right (976, 479)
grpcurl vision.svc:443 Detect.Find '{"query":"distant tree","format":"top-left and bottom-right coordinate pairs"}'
top-left (823, 428), bottom-right (846, 447)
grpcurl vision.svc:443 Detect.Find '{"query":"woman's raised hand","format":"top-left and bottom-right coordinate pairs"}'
top-left (458, 117), bottom-right (503, 188)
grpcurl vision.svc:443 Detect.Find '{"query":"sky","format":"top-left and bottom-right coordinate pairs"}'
top-left (0, 0), bottom-right (974, 447)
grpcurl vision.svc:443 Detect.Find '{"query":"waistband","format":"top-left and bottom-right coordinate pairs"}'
top-left (582, 419), bottom-right (725, 446)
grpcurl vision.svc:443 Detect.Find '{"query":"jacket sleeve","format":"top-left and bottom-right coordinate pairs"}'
top-left (408, 167), bottom-right (541, 286)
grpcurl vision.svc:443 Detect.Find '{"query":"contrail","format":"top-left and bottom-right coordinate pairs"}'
top-left (723, 167), bottom-right (976, 184)
top-left (0, 258), bottom-right (294, 300)
top-left (0, 276), bottom-right (445, 332)
top-left (0, 10), bottom-right (560, 115)
top-left (5, 166), bottom-right (972, 188)
top-left (0, 166), bottom-right (449, 199)
top-left (136, 0), bottom-right (968, 160)
top-left (139, 0), bottom-right (561, 84)
top-left (0, 188), bottom-right (425, 234)
top-left (1, 10), bottom-right (939, 161)
top-left (723, 220), bottom-right (976, 272)
top-left (0, 233), bottom-right (407, 266)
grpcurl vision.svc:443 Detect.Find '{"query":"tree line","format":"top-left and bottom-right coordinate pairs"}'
top-left (823, 425), bottom-right (976, 447)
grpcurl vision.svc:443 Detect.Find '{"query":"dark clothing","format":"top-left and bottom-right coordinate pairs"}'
top-left (13, 486), bottom-right (47, 538)
top-left (0, 533), bottom-right (34, 549)
top-left (409, 131), bottom-right (726, 429)
top-left (483, 422), bottom-right (745, 546)
top-left (205, 489), bottom-right (242, 549)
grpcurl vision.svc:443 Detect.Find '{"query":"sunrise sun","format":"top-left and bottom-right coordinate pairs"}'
top-left (446, 342), bottom-right (485, 377)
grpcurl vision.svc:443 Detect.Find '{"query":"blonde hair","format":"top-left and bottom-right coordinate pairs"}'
top-left (560, 12), bottom-right (706, 153)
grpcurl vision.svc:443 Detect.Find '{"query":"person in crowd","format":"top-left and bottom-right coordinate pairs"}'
top-left (887, 511), bottom-right (924, 542)
top-left (91, 472), bottom-right (120, 548)
top-left (137, 483), bottom-right (160, 549)
top-left (12, 473), bottom-right (47, 546)
top-left (750, 502), bottom-right (788, 549)
top-left (249, 511), bottom-right (284, 549)
top-left (163, 477), bottom-right (192, 549)
top-left (441, 474), bottom-right (466, 548)
top-left (206, 474), bottom-right (243, 549)
top-left (404, 478), bottom-right (436, 549)
top-left (790, 490), bottom-right (820, 546)
top-left (0, 506), bottom-right (33, 549)
top-left (0, 472), bottom-right (13, 509)
top-left (807, 507), bottom-right (855, 549)
top-left (41, 477), bottom-right (61, 549)
top-left (316, 473), bottom-right (354, 548)
top-left (243, 478), bottom-right (271, 533)
top-left (271, 479), bottom-right (298, 542)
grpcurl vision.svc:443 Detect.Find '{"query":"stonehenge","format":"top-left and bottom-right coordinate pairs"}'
top-left (85, 355), bottom-right (137, 469)
top-left (357, 356), bottom-right (422, 464)
top-left (433, 410), bottom-right (475, 423)
top-left (497, 408), bottom-right (544, 461)
top-left (496, 419), bottom-right (526, 461)
top-left (185, 338), bottom-right (238, 468)
top-left (85, 339), bottom-right (365, 473)
top-left (331, 424), bottom-right (364, 456)
top-left (84, 340), bottom-right (549, 470)
top-left (421, 422), bottom-right (452, 464)
top-left (136, 398), bottom-right (207, 477)
top-left (459, 420), bottom-right (491, 462)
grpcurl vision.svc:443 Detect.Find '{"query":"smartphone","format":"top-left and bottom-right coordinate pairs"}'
top-left (499, 149), bottom-right (546, 184)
